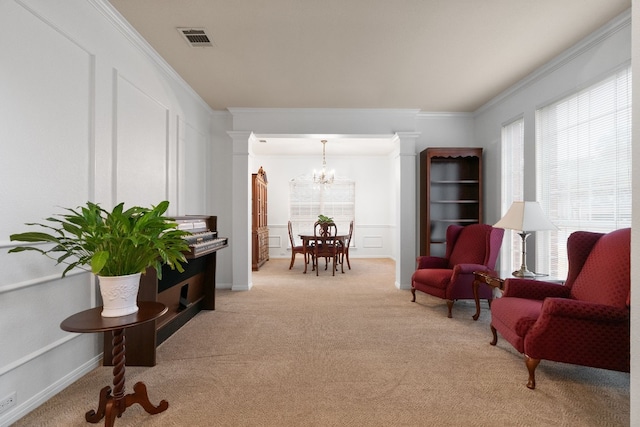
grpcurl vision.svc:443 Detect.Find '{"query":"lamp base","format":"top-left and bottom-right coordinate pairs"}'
top-left (512, 267), bottom-right (536, 278)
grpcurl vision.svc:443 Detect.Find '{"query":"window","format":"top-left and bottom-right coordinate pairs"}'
top-left (535, 65), bottom-right (632, 278)
top-left (289, 178), bottom-right (355, 243)
top-left (500, 117), bottom-right (525, 272)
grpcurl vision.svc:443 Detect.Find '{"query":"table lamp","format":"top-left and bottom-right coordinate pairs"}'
top-left (493, 201), bottom-right (557, 277)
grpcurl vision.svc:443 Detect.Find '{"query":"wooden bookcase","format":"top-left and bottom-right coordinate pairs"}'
top-left (252, 167), bottom-right (269, 270)
top-left (103, 215), bottom-right (226, 367)
top-left (420, 147), bottom-right (483, 257)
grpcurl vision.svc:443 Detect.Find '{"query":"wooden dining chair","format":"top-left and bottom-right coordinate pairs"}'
top-left (338, 221), bottom-right (353, 270)
top-left (287, 221), bottom-right (310, 269)
top-left (312, 221), bottom-right (339, 275)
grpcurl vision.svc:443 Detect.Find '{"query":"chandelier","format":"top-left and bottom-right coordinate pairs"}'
top-left (313, 139), bottom-right (335, 185)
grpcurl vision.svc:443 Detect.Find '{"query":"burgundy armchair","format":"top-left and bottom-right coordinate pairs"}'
top-left (490, 228), bottom-right (630, 389)
top-left (411, 224), bottom-right (504, 318)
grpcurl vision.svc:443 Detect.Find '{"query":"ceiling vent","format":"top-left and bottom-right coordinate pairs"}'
top-left (177, 28), bottom-right (214, 47)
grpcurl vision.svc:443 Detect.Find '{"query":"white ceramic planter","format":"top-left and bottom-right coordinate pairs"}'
top-left (97, 273), bottom-right (141, 317)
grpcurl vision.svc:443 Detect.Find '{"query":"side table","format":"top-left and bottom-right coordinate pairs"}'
top-left (60, 301), bottom-right (169, 427)
top-left (471, 271), bottom-right (505, 321)
top-left (472, 271), bottom-right (564, 320)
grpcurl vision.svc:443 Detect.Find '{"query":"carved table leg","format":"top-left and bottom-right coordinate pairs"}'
top-left (125, 382), bottom-right (169, 414)
top-left (85, 386), bottom-right (110, 423)
top-left (86, 328), bottom-right (168, 426)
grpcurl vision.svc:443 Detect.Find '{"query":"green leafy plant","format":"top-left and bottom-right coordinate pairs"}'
top-left (317, 214), bottom-right (334, 224)
top-left (9, 201), bottom-right (189, 278)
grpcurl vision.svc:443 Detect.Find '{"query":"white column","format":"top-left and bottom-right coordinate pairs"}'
top-left (394, 132), bottom-right (420, 290)
top-left (228, 131), bottom-right (253, 291)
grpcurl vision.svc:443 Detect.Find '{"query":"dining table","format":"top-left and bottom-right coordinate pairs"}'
top-left (298, 233), bottom-right (348, 274)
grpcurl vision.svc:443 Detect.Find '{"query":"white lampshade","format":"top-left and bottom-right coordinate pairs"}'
top-left (493, 201), bottom-right (557, 232)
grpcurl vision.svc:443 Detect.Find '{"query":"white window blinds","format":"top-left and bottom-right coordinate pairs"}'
top-left (289, 178), bottom-right (355, 243)
top-left (535, 65), bottom-right (632, 278)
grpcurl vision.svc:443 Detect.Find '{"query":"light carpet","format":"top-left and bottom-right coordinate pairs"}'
top-left (14, 258), bottom-right (629, 426)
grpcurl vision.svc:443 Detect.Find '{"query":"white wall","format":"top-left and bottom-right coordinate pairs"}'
top-left (0, 1), bottom-right (635, 424)
top-left (0, 1), bottom-right (214, 424)
top-left (226, 109), bottom-right (475, 290)
top-left (474, 11), bottom-right (631, 225)
top-left (474, 9), bottom-right (635, 423)
top-left (255, 151), bottom-right (395, 260)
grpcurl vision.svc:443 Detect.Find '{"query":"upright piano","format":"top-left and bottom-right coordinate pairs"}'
top-left (104, 215), bottom-right (228, 366)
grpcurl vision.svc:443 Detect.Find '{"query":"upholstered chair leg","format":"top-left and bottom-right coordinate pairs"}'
top-left (289, 253), bottom-right (295, 269)
top-left (411, 288), bottom-right (416, 302)
top-left (525, 355), bottom-right (540, 389)
top-left (490, 325), bottom-right (498, 346)
top-left (446, 300), bottom-right (454, 318)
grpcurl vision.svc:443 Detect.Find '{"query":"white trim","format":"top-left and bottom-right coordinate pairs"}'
top-left (228, 107), bottom-right (421, 116)
top-left (475, 9), bottom-right (631, 115)
top-left (89, 0), bottom-right (214, 113)
top-left (0, 270), bottom-right (89, 295)
top-left (0, 353), bottom-right (101, 426)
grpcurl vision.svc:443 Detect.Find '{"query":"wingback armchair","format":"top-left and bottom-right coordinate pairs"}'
top-left (489, 228), bottom-right (631, 389)
top-left (411, 224), bottom-right (504, 318)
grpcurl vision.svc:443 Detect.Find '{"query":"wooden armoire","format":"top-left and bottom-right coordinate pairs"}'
top-left (419, 147), bottom-right (483, 257)
top-left (252, 167), bottom-right (269, 270)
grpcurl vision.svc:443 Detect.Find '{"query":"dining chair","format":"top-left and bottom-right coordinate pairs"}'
top-left (287, 221), bottom-right (310, 269)
top-left (338, 221), bottom-right (353, 270)
top-left (312, 221), bottom-right (339, 275)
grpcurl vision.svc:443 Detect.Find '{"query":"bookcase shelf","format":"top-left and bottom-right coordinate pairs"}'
top-left (420, 147), bottom-right (483, 257)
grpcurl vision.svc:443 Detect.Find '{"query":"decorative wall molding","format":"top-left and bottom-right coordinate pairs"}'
top-left (0, 353), bottom-right (101, 426)
top-left (268, 235), bottom-right (282, 248)
top-left (88, 0), bottom-right (213, 113)
top-left (362, 236), bottom-right (383, 248)
top-left (0, 269), bottom-right (88, 295)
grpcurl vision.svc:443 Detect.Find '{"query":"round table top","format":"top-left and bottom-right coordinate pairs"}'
top-left (60, 301), bottom-right (167, 333)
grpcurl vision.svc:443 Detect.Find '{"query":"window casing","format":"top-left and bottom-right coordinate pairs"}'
top-left (535, 65), bottom-right (632, 278)
top-left (500, 117), bottom-right (525, 272)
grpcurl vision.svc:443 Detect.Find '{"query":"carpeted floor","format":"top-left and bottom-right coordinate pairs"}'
top-left (13, 258), bottom-right (629, 426)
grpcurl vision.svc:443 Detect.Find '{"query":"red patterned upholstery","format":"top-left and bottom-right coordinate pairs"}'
top-left (490, 228), bottom-right (630, 389)
top-left (411, 224), bottom-right (504, 318)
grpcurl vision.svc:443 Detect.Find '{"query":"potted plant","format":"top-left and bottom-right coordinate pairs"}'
top-left (9, 201), bottom-right (189, 317)
top-left (315, 214), bottom-right (335, 235)
top-left (316, 214), bottom-right (334, 225)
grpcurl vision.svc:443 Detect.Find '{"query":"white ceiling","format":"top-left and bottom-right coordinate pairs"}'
top-left (107, 0), bottom-right (630, 155)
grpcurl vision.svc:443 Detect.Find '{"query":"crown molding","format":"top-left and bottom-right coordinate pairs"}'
top-left (89, 0), bottom-right (213, 114)
top-left (474, 8), bottom-right (631, 116)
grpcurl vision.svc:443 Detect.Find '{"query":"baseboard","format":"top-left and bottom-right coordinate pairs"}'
top-left (0, 355), bottom-right (101, 427)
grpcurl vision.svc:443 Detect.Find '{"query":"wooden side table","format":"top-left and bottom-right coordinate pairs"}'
top-left (60, 301), bottom-right (169, 427)
top-left (471, 271), bottom-right (504, 321)
top-left (472, 271), bottom-right (564, 320)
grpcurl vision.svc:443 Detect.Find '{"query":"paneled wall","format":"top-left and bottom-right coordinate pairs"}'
top-left (0, 1), bottom-right (636, 424)
top-left (0, 1), bottom-right (213, 424)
